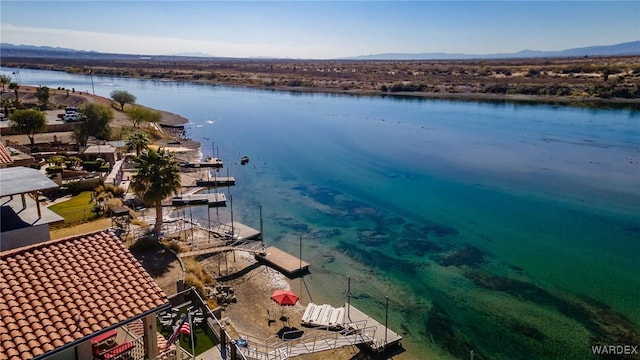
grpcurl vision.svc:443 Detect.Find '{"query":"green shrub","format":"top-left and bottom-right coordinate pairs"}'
top-left (83, 160), bottom-right (101, 171)
top-left (46, 166), bottom-right (63, 174)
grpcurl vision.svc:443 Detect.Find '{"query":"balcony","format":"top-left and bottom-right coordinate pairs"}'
top-left (91, 320), bottom-right (177, 360)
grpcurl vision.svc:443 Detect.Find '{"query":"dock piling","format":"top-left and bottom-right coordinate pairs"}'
top-left (385, 296), bottom-right (389, 345)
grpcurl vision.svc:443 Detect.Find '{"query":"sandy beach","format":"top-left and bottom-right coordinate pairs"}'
top-left (197, 247), bottom-right (365, 359)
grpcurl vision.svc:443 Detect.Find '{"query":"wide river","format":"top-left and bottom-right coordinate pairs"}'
top-left (5, 68), bottom-right (639, 359)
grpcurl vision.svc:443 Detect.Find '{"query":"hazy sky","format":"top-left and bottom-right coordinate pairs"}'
top-left (2, 1), bottom-right (639, 59)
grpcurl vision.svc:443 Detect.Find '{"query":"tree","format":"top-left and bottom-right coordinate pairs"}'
top-left (0, 75), bottom-right (10, 91)
top-left (36, 86), bottom-right (50, 106)
top-left (66, 156), bottom-right (83, 169)
top-left (131, 148), bottom-right (181, 234)
top-left (126, 131), bottom-right (150, 157)
top-left (1, 99), bottom-right (10, 117)
top-left (48, 155), bottom-right (66, 167)
top-left (126, 105), bottom-right (161, 128)
top-left (110, 90), bottom-right (136, 110)
top-left (8, 82), bottom-right (20, 103)
top-left (72, 103), bottom-right (113, 146)
top-left (8, 109), bottom-right (46, 148)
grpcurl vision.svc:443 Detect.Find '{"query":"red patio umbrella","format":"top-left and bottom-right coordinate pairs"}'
top-left (270, 289), bottom-right (299, 320)
top-left (270, 289), bottom-right (299, 306)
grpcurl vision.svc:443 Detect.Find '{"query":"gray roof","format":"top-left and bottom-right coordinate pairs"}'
top-left (1, 194), bottom-right (64, 231)
top-left (0, 167), bottom-right (59, 197)
top-left (83, 144), bottom-right (117, 155)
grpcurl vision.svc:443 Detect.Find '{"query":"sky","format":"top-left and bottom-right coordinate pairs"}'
top-left (1, 1), bottom-right (639, 59)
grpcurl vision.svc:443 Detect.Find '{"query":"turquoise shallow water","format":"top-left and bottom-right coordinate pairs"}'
top-left (6, 68), bottom-right (640, 359)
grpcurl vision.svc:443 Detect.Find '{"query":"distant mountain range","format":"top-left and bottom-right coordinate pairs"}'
top-left (1, 41), bottom-right (639, 61)
top-left (348, 41), bottom-right (640, 60)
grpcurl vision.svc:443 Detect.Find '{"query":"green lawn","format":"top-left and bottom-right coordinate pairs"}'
top-left (49, 191), bottom-right (99, 224)
top-left (158, 309), bottom-right (220, 356)
top-left (176, 325), bottom-right (218, 356)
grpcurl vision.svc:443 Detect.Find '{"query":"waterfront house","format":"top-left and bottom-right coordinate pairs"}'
top-left (0, 230), bottom-right (173, 359)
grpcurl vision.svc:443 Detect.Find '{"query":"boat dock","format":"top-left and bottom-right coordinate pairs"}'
top-left (236, 301), bottom-right (403, 359)
top-left (255, 246), bottom-right (309, 278)
top-left (217, 221), bottom-right (262, 240)
top-left (179, 245), bottom-right (266, 258)
top-left (196, 176), bottom-right (236, 187)
top-left (180, 157), bottom-right (223, 168)
top-left (170, 193), bottom-right (226, 207)
top-left (344, 303), bottom-right (402, 352)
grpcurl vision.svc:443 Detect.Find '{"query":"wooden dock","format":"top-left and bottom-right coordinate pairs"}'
top-left (180, 157), bottom-right (223, 168)
top-left (223, 221), bottom-right (262, 240)
top-left (255, 246), bottom-right (309, 278)
top-left (196, 176), bottom-right (236, 187)
top-left (170, 193), bottom-right (226, 207)
top-left (344, 303), bottom-right (402, 352)
top-left (179, 245), bottom-right (266, 258)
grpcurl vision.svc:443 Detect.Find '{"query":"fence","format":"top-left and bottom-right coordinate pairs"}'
top-left (169, 287), bottom-right (248, 360)
top-left (4, 139), bottom-right (31, 155)
top-left (235, 320), bottom-right (375, 360)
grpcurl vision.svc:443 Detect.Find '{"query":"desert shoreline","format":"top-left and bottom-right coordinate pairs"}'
top-left (3, 54), bottom-right (639, 108)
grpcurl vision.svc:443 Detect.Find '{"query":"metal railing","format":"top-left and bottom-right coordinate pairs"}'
top-left (93, 335), bottom-right (144, 360)
top-left (169, 287), bottom-right (248, 360)
top-left (235, 320), bottom-right (377, 360)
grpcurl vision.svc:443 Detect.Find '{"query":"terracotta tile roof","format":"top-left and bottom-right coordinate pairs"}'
top-left (0, 143), bottom-right (12, 165)
top-left (0, 230), bottom-right (169, 359)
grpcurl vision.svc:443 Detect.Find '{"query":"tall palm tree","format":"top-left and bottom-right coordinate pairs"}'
top-left (131, 148), bottom-right (181, 235)
top-left (125, 131), bottom-right (150, 157)
top-left (8, 82), bottom-right (20, 103)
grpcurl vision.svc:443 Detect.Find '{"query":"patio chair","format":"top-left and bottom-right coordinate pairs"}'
top-left (267, 309), bottom-right (276, 326)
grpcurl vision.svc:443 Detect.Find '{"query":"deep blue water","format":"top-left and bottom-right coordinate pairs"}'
top-left (5, 68), bottom-right (639, 359)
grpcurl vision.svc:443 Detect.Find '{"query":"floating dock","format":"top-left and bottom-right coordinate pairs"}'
top-left (170, 193), bottom-right (226, 207)
top-left (344, 303), bottom-right (402, 352)
top-left (180, 157), bottom-right (223, 168)
top-left (196, 176), bottom-right (236, 187)
top-left (255, 246), bottom-right (309, 278)
top-left (222, 221), bottom-right (261, 240)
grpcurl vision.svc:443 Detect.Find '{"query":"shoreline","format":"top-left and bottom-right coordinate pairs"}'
top-left (188, 81), bottom-right (640, 107)
top-left (3, 57), bottom-right (640, 108)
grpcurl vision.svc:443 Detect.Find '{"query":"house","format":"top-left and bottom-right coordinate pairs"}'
top-left (0, 230), bottom-right (173, 359)
top-left (0, 143), bottom-right (12, 168)
top-left (0, 166), bottom-right (64, 250)
top-left (82, 144), bottom-right (118, 168)
top-left (0, 141), bottom-right (38, 168)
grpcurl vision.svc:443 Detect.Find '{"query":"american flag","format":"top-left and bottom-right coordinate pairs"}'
top-left (164, 314), bottom-right (191, 350)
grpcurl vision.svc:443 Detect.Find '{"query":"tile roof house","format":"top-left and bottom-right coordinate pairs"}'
top-left (0, 143), bottom-right (12, 168)
top-left (0, 230), bottom-right (172, 360)
top-left (0, 142), bottom-right (38, 169)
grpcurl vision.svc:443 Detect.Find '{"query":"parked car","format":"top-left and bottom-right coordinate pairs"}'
top-left (62, 112), bottom-right (82, 122)
top-left (65, 106), bottom-right (78, 113)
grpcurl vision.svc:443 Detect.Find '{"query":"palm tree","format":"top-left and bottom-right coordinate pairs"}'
top-left (0, 75), bottom-right (10, 91)
top-left (130, 148), bottom-right (181, 235)
top-left (8, 82), bottom-right (19, 103)
top-left (125, 131), bottom-right (150, 157)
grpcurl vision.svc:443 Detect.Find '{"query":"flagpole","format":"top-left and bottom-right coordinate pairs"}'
top-left (90, 69), bottom-right (95, 95)
top-left (189, 311), bottom-right (195, 360)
